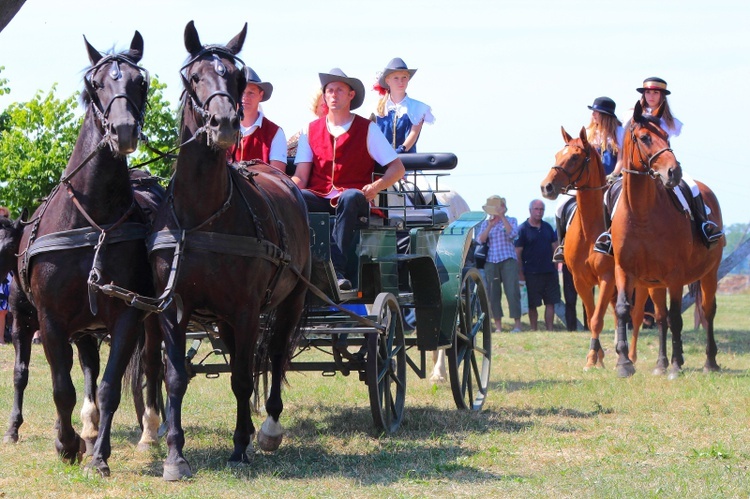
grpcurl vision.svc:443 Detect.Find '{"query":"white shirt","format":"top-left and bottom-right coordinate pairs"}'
top-left (384, 94), bottom-right (435, 125)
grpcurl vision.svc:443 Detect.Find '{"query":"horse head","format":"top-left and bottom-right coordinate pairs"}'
top-left (0, 208), bottom-right (27, 275)
top-left (82, 31), bottom-right (149, 155)
top-left (180, 21), bottom-right (247, 150)
top-left (541, 126), bottom-right (605, 199)
top-left (624, 101), bottom-right (681, 188)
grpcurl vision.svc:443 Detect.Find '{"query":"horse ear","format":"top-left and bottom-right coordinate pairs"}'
top-left (83, 35), bottom-right (103, 65)
top-left (579, 126), bottom-right (589, 147)
top-left (226, 23), bottom-right (247, 55)
top-left (128, 30), bottom-right (144, 63)
top-left (184, 20), bottom-right (202, 55)
top-left (561, 126), bottom-right (573, 143)
top-left (633, 100), bottom-right (643, 121)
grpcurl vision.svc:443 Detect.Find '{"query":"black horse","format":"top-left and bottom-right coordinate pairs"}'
top-left (146, 21), bottom-right (311, 480)
top-left (10, 32), bottom-right (162, 476)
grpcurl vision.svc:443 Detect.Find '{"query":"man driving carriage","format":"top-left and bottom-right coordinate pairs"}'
top-left (292, 68), bottom-right (406, 291)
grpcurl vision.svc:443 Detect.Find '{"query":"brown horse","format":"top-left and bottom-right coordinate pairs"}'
top-left (541, 127), bottom-right (649, 369)
top-left (611, 101), bottom-right (723, 378)
top-left (146, 22), bottom-right (311, 480)
top-left (10, 32), bottom-right (161, 475)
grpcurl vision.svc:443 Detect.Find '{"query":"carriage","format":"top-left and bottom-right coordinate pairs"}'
top-left (176, 152), bottom-right (492, 434)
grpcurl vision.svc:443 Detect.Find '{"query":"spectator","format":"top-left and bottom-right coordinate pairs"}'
top-left (0, 205), bottom-right (10, 345)
top-left (515, 200), bottom-right (561, 331)
top-left (475, 195), bottom-right (522, 332)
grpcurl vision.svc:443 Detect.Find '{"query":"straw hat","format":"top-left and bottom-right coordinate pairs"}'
top-left (636, 76), bottom-right (671, 95)
top-left (482, 195), bottom-right (506, 216)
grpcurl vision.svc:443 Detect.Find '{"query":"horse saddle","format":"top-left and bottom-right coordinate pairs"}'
top-left (604, 177), bottom-right (691, 225)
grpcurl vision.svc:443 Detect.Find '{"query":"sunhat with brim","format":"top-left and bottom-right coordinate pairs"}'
top-left (587, 96), bottom-right (617, 117)
top-left (319, 68), bottom-right (365, 110)
top-left (378, 57), bottom-right (417, 90)
top-left (482, 195), bottom-right (507, 216)
top-left (636, 77), bottom-right (671, 95)
top-left (243, 66), bottom-right (273, 102)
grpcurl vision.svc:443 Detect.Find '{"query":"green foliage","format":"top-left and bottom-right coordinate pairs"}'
top-left (0, 85), bottom-right (81, 215)
top-left (0, 66), bottom-right (10, 96)
top-left (131, 75), bottom-right (179, 180)
top-left (0, 76), bottom-right (179, 216)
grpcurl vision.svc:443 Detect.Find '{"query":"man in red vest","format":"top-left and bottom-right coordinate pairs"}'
top-left (293, 68), bottom-right (405, 290)
top-left (227, 66), bottom-right (288, 172)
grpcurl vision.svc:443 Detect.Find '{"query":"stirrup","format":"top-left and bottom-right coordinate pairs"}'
top-left (594, 232), bottom-right (613, 256)
top-left (701, 221), bottom-right (723, 244)
top-left (552, 244), bottom-right (565, 263)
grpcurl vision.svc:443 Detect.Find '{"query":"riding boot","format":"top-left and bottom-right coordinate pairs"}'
top-left (552, 216), bottom-right (565, 263)
top-left (692, 193), bottom-right (723, 246)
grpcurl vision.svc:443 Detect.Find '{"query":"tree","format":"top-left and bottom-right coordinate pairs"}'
top-left (131, 76), bottom-right (179, 180)
top-left (0, 85), bottom-right (81, 215)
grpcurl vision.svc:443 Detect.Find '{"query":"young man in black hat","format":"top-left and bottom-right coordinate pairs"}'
top-left (293, 68), bottom-right (405, 291)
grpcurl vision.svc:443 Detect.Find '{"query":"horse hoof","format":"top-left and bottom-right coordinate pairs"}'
top-left (3, 432), bottom-right (18, 444)
top-left (703, 363), bottom-right (720, 373)
top-left (163, 460), bottom-right (192, 481)
top-left (652, 366), bottom-right (667, 376)
top-left (257, 430), bottom-right (283, 452)
top-left (616, 362), bottom-right (635, 378)
top-left (429, 373), bottom-right (446, 383)
top-left (137, 441), bottom-right (157, 453)
top-left (84, 459), bottom-right (111, 478)
top-left (667, 370), bottom-right (680, 381)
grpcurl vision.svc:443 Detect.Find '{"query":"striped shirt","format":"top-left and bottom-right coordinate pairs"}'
top-left (476, 217), bottom-right (519, 263)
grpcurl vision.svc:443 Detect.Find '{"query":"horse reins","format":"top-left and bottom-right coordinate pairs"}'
top-left (551, 143), bottom-right (607, 194)
top-left (622, 122), bottom-right (676, 179)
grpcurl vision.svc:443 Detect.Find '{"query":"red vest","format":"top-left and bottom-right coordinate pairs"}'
top-left (306, 115), bottom-right (375, 197)
top-left (227, 117), bottom-right (280, 163)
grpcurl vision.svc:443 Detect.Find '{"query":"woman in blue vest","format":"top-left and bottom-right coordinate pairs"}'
top-left (373, 58), bottom-right (434, 153)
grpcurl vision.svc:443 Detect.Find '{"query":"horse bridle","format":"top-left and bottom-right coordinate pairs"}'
top-left (84, 54), bottom-right (150, 137)
top-left (551, 142), bottom-right (606, 193)
top-left (180, 45), bottom-right (246, 136)
top-left (623, 120), bottom-right (677, 178)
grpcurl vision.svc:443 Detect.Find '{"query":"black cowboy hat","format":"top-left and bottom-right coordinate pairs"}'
top-left (243, 66), bottom-right (273, 102)
top-left (636, 76), bottom-right (671, 95)
top-left (378, 57), bottom-right (417, 90)
top-left (319, 68), bottom-right (365, 110)
top-left (587, 96), bottom-right (617, 117)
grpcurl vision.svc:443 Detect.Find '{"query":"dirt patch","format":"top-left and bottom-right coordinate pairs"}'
top-left (717, 274), bottom-right (750, 295)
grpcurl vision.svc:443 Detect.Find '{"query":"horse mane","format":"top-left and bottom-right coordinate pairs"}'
top-left (79, 46), bottom-right (140, 108)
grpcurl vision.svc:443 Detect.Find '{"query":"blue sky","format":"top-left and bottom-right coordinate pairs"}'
top-left (1, 0), bottom-right (748, 224)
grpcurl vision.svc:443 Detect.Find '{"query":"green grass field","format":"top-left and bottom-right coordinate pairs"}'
top-left (0, 294), bottom-right (748, 498)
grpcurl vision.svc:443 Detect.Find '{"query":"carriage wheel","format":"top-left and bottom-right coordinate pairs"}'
top-left (447, 267), bottom-right (492, 410)
top-left (366, 292), bottom-right (406, 434)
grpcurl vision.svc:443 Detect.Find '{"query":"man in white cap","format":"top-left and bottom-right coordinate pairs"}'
top-left (227, 66), bottom-right (288, 172)
top-left (293, 68), bottom-right (405, 291)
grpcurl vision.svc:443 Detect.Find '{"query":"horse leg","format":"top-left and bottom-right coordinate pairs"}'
top-left (40, 318), bottom-right (85, 463)
top-left (700, 277), bottom-right (720, 373)
top-left (220, 318), bottom-right (256, 464)
top-left (584, 278), bottom-right (609, 370)
top-left (159, 308), bottom-right (192, 481)
top-left (3, 299), bottom-right (36, 444)
top-left (86, 309), bottom-right (142, 477)
top-left (430, 350), bottom-right (447, 382)
top-left (75, 335), bottom-right (100, 456)
top-left (667, 286), bottom-right (684, 380)
top-left (628, 287), bottom-right (649, 364)
top-left (613, 268), bottom-right (635, 377)
top-left (137, 314), bottom-right (164, 451)
top-left (649, 288), bottom-right (669, 376)
top-left (258, 283), bottom-right (306, 453)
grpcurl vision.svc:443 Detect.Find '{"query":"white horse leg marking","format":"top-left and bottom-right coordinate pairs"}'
top-left (137, 405), bottom-right (161, 451)
top-left (80, 396), bottom-right (99, 455)
top-left (430, 350), bottom-right (447, 383)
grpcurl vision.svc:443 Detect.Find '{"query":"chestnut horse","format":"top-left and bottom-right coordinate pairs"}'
top-left (146, 22), bottom-right (311, 480)
top-left (611, 101), bottom-right (723, 378)
top-left (541, 127), bottom-right (648, 370)
top-left (10, 32), bottom-right (161, 475)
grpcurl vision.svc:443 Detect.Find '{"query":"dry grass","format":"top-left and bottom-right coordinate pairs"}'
top-left (0, 294), bottom-right (749, 498)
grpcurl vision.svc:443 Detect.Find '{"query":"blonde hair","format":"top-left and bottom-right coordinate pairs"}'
top-left (586, 113), bottom-right (622, 155)
top-left (310, 88), bottom-right (324, 117)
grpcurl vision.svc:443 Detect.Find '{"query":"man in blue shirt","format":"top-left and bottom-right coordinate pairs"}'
top-left (515, 199), bottom-right (561, 331)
